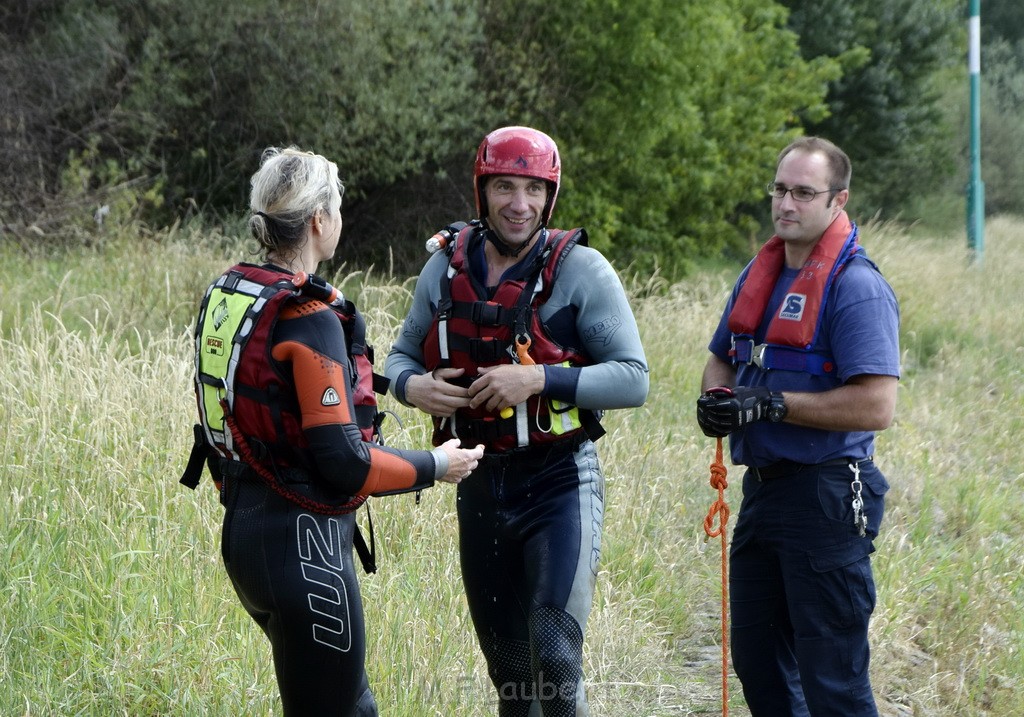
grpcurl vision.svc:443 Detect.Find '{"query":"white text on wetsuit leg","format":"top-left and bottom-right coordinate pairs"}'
top-left (295, 513), bottom-right (352, 652)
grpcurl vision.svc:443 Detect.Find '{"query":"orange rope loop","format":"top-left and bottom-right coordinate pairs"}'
top-left (703, 445), bottom-right (730, 537)
top-left (702, 437), bottom-right (730, 716)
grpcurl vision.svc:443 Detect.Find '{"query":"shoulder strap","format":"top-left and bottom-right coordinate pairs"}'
top-left (180, 423), bottom-right (211, 489)
top-left (353, 506), bottom-right (377, 574)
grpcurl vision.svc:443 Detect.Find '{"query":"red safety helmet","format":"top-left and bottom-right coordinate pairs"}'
top-left (474, 126), bottom-right (561, 225)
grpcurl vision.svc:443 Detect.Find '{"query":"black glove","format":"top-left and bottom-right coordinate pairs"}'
top-left (696, 386), bottom-right (774, 437)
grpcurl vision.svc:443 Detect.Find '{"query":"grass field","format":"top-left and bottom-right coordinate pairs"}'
top-left (1, 216), bottom-right (1022, 715)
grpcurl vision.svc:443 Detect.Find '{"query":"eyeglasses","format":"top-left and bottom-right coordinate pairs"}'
top-left (766, 182), bottom-right (842, 203)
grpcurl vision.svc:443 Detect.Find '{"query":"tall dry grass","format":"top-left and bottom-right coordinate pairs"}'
top-left (1, 216), bottom-right (1022, 715)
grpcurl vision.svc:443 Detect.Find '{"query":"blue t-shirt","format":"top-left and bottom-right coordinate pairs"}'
top-left (708, 253), bottom-right (901, 467)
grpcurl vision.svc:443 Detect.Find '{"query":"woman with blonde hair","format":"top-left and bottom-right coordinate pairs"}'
top-left (185, 146), bottom-right (482, 715)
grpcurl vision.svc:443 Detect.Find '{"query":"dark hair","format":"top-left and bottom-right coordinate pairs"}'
top-left (778, 136), bottom-right (852, 190)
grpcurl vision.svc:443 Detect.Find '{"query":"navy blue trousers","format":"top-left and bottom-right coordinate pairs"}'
top-left (729, 460), bottom-right (888, 716)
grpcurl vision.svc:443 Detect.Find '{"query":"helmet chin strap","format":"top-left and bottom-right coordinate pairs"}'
top-left (485, 224), bottom-right (544, 258)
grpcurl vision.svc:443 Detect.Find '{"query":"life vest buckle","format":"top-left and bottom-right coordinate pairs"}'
top-left (750, 343), bottom-right (768, 369)
top-left (731, 340), bottom-right (772, 369)
top-left (437, 297), bottom-right (453, 320)
top-left (729, 336), bottom-right (838, 376)
top-left (729, 337), bottom-right (768, 369)
top-left (470, 300), bottom-right (505, 326)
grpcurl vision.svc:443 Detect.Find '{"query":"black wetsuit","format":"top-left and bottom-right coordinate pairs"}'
top-left (457, 439), bottom-right (604, 716)
top-left (386, 233), bottom-right (649, 715)
top-left (202, 264), bottom-right (442, 715)
top-left (221, 476), bottom-right (378, 715)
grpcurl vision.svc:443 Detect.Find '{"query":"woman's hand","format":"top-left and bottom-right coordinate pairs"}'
top-left (437, 438), bottom-right (484, 483)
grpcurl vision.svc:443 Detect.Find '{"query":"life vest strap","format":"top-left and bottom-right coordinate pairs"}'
top-left (449, 408), bottom-right (604, 447)
top-left (354, 507), bottom-right (376, 574)
top-left (441, 333), bottom-right (512, 364)
top-left (730, 338), bottom-right (837, 376)
top-left (449, 299), bottom-right (515, 327)
top-left (180, 423), bottom-right (209, 489)
top-left (481, 430), bottom-right (592, 464)
top-left (215, 456), bottom-right (314, 485)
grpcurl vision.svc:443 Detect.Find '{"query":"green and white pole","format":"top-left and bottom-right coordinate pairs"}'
top-left (967, 0), bottom-right (984, 264)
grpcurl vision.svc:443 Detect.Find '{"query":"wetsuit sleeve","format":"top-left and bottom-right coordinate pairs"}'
top-left (541, 246), bottom-right (649, 410)
top-left (271, 300), bottom-right (438, 496)
top-left (383, 252), bottom-right (448, 404)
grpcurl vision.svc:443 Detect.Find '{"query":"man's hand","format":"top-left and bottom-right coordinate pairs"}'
top-left (468, 364), bottom-right (545, 413)
top-left (404, 368), bottom-right (472, 417)
top-left (696, 386), bottom-right (773, 437)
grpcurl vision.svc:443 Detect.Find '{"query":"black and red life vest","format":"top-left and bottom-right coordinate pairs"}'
top-left (181, 263), bottom-right (383, 496)
top-left (421, 224), bottom-right (595, 452)
top-left (727, 211), bottom-right (865, 376)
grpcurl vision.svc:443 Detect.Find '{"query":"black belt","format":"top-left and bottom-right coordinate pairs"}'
top-left (750, 457), bottom-right (870, 482)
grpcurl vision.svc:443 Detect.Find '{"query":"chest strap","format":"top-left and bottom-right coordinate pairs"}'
top-left (729, 337), bottom-right (838, 377)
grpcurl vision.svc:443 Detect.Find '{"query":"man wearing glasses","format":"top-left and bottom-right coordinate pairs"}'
top-left (696, 137), bottom-right (900, 716)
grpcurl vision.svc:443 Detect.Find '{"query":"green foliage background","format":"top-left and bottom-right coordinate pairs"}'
top-left (779, 0), bottom-right (963, 217)
top-left (1, 0), bottom-right (1022, 275)
top-left (519, 0), bottom-right (839, 274)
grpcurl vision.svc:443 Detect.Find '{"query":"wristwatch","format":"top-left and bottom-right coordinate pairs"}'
top-left (766, 392), bottom-right (788, 423)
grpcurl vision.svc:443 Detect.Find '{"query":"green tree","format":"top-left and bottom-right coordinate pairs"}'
top-left (0, 1), bottom-right (131, 231)
top-left (982, 0), bottom-right (1024, 46)
top-left (977, 0), bottom-right (1024, 215)
top-left (115, 0), bottom-right (490, 210)
top-left (981, 43), bottom-right (1024, 214)
top-left (777, 0), bottom-right (962, 218)
top-left (1, 0), bottom-right (495, 247)
top-left (486, 0), bottom-right (837, 276)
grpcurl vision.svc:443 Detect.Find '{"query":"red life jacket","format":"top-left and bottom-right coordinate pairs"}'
top-left (727, 212), bottom-right (860, 376)
top-left (421, 225), bottom-right (592, 452)
top-left (182, 263), bottom-right (384, 493)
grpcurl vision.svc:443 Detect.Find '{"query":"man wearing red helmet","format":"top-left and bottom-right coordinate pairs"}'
top-left (385, 126), bottom-right (649, 715)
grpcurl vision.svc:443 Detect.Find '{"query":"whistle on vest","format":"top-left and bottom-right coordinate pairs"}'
top-left (498, 335), bottom-right (536, 420)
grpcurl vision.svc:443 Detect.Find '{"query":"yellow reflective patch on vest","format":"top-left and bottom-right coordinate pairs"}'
top-left (547, 361), bottom-right (582, 436)
top-left (547, 399), bottom-right (582, 435)
top-left (198, 288), bottom-right (259, 430)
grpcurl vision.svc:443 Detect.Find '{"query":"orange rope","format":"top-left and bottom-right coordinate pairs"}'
top-left (221, 398), bottom-right (366, 516)
top-left (702, 437), bottom-right (730, 716)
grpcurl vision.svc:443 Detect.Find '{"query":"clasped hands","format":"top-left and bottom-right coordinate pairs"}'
top-left (408, 365), bottom-right (543, 485)
top-left (406, 365), bottom-right (545, 417)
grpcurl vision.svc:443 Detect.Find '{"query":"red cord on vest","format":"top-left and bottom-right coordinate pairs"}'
top-left (702, 437), bottom-right (730, 716)
top-left (221, 399), bottom-right (366, 515)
